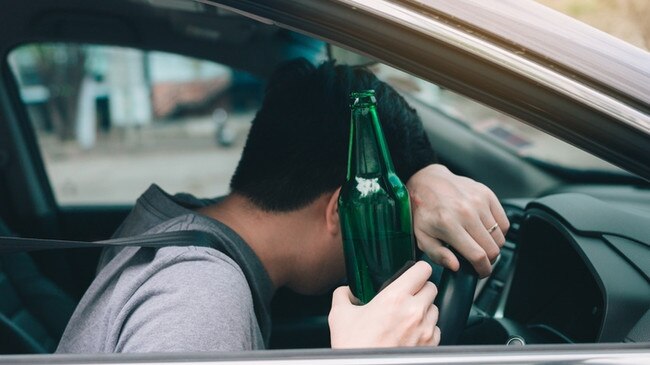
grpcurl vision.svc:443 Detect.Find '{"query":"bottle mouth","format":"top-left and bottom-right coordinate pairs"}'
top-left (351, 90), bottom-right (375, 97)
top-left (350, 90), bottom-right (376, 107)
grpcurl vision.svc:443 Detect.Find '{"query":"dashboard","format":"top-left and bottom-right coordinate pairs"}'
top-left (462, 191), bottom-right (650, 345)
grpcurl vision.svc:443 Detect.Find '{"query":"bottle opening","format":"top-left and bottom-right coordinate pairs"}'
top-left (350, 90), bottom-right (377, 107)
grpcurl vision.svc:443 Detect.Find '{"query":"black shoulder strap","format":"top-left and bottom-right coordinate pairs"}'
top-left (0, 230), bottom-right (257, 352)
top-left (1, 230), bottom-right (274, 346)
top-left (0, 230), bottom-right (223, 254)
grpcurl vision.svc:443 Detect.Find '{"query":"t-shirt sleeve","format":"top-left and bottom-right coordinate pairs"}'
top-left (113, 250), bottom-right (259, 352)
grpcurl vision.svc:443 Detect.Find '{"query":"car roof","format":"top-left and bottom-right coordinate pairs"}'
top-left (0, 0), bottom-right (309, 78)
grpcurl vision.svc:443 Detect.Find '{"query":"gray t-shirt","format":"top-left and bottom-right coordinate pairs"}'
top-left (56, 185), bottom-right (274, 353)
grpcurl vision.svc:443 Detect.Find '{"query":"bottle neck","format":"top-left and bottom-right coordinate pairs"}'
top-left (347, 104), bottom-right (397, 178)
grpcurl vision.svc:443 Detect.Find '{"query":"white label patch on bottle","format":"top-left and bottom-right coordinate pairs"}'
top-left (355, 177), bottom-right (381, 197)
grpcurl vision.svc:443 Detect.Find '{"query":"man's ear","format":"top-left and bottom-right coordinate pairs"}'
top-left (325, 187), bottom-right (342, 235)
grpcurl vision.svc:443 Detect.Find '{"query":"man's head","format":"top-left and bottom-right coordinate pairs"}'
top-left (230, 58), bottom-right (435, 212)
top-left (228, 58), bottom-right (435, 293)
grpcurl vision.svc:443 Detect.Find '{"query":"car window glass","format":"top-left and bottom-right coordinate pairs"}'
top-left (8, 44), bottom-right (261, 205)
top-left (367, 63), bottom-right (622, 174)
top-left (327, 45), bottom-right (622, 175)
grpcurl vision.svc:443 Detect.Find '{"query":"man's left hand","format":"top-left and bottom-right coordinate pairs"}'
top-left (406, 164), bottom-right (509, 278)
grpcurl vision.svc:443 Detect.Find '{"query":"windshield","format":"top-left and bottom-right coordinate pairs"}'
top-left (369, 64), bottom-right (624, 175)
top-left (328, 46), bottom-right (629, 176)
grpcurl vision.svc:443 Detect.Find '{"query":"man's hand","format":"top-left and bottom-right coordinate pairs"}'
top-left (407, 164), bottom-right (510, 278)
top-left (329, 261), bottom-right (440, 348)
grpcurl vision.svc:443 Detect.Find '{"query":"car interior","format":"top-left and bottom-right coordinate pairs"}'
top-left (0, 0), bottom-right (648, 356)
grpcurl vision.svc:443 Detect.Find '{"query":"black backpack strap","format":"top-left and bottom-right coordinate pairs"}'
top-left (0, 230), bottom-right (276, 345)
top-left (0, 230), bottom-right (223, 254)
top-left (0, 231), bottom-right (226, 254)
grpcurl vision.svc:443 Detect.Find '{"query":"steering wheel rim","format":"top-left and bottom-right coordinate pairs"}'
top-left (433, 253), bottom-right (478, 345)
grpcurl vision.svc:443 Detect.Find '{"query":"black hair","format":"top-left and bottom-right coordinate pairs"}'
top-left (229, 58), bottom-right (436, 212)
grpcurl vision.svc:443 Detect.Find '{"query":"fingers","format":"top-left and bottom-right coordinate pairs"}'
top-left (488, 191), bottom-right (510, 236)
top-left (488, 222), bottom-right (506, 248)
top-left (432, 325), bottom-right (442, 346)
top-left (331, 286), bottom-right (358, 307)
top-left (439, 224), bottom-right (492, 278)
top-left (414, 230), bottom-right (460, 272)
top-left (417, 305), bottom-right (440, 346)
top-left (477, 202), bottom-right (505, 248)
top-left (413, 281), bottom-right (438, 307)
top-left (466, 217), bottom-right (500, 264)
top-left (407, 165), bottom-right (510, 278)
top-left (384, 261), bottom-right (432, 295)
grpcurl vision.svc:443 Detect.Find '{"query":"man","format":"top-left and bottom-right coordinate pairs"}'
top-left (57, 59), bottom-right (508, 352)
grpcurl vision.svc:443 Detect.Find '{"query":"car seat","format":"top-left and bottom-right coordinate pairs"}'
top-left (0, 218), bottom-right (76, 354)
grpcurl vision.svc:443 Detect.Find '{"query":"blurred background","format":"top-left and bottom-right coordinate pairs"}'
top-left (538, 0), bottom-right (649, 51)
top-left (9, 46), bottom-right (265, 203)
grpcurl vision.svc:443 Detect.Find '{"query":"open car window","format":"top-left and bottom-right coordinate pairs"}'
top-left (8, 43), bottom-right (262, 205)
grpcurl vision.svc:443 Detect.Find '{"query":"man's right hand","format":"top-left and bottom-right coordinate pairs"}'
top-left (328, 261), bottom-right (440, 348)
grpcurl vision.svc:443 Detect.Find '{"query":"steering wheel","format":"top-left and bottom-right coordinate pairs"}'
top-left (433, 251), bottom-right (478, 345)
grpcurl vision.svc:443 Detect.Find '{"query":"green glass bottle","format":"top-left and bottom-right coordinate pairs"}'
top-left (338, 90), bottom-right (415, 304)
